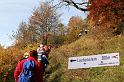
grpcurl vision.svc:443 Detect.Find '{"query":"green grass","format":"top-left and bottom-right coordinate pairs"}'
top-left (1, 35), bottom-right (124, 82)
top-left (46, 35), bottom-right (124, 82)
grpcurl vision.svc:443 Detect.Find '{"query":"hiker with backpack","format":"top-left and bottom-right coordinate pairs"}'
top-left (37, 44), bottom-right (50, 75)
top-left (14, 50), bottom-right (43, 82)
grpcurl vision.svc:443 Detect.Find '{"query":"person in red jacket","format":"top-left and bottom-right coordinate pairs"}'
top-left (43, 45), bottom-right (51, 58)
top-left (14, 50), bottom-right (43, 82)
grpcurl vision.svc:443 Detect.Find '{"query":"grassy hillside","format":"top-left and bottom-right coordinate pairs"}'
top-left (46, 35), bottom-right (124, 82)
top-left (0, 35), bottom-right (124, 82)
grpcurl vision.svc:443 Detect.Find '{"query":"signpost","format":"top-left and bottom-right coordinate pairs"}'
top-left (68, 53), bottom-right (119, 69)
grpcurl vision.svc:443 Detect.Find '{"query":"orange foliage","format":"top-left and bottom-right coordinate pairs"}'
top-left (67, 16), bottom-right (85, 42)
top-left (88, 0), bottom-right (124, 25)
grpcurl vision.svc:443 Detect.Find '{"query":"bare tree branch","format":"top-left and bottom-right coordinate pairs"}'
top-left (62, 0), bottom-right (88, 11)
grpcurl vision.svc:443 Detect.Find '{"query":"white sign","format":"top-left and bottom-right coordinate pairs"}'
top-left (68, 53), bottom-right (119, 69)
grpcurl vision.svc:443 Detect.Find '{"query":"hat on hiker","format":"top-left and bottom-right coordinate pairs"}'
top-left (40, 44), bottom-right (44, 47)
top-left (23, 52), bottom-right (30, 58)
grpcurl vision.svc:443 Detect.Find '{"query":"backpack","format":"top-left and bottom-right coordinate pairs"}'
top-left (41, 55), bottom-right (49, 65)
top-left (38, 49), bottom-right (45, 61)
top-left (18, 59), bottom-right (36, 82)
top-left (37, 48), bottom-right (49, 65)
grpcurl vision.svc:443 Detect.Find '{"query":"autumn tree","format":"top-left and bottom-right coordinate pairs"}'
top-left (56, 23), bottom-right (67, 36)
top-left (88, 0), bottom-right (124, 35)
top-left (61, 0), bottom-right (124, 35)
top-left (14, 22), bottom-right (30, 47)
top-left (66, 16), bottom-right (87, 43)
top-left (49, 23), bottom-right (67, 46)
top-left (14, 2), bottom-right (62, 47)
top-left (29, 2), bottom-right (60, 45)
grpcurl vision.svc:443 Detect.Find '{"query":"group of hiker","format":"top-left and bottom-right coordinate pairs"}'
top-left (14, 44), bottom-right (51, 82)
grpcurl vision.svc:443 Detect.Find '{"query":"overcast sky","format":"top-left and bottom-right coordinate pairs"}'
top-left (0, 0), bottom-right (87, 47)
